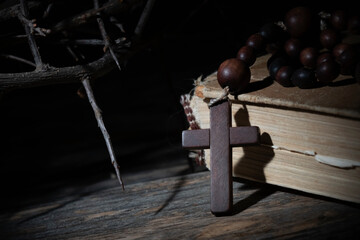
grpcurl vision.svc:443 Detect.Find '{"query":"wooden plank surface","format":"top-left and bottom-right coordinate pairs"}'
top-left (1, 171), bottom-right (359, 240)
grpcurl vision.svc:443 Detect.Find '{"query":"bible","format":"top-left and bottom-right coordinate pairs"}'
top-left (187, 54), bottom-right (360, 204)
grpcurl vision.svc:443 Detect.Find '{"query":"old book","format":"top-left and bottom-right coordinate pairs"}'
top-left (188, 54), bottom-right (360, 204)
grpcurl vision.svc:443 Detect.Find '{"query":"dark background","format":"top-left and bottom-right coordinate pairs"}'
top-left (0, 0), bottom-right (354, 210)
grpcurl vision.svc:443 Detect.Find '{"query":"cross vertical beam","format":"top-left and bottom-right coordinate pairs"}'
top-left (210, 100), bottom-right (232, 215)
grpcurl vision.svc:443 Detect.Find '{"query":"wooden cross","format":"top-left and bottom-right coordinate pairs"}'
top-left (182, 99), bottom-right (260, 216)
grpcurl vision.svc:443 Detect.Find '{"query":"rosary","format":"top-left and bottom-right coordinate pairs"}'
top-left (182, 6), bottom-right (359, 216)
top-left (218, 6), bottom-right (359, 93)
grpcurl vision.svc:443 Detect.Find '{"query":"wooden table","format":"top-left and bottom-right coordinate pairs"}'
top-left (1, 171), bottom-right (359, 239)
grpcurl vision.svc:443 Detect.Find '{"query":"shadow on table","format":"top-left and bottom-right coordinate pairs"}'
top-left (231, 104), bottom-right (275, 215)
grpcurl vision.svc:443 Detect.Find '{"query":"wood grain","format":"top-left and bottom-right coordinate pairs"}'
top-left (1, 171), bottom-right (359, 239)
top-left (210, 100), bottom-right (232, 215)
top-left (182, 129), bottom-right (210, 149)
top-left (230, 126), bottom-right (260, 146)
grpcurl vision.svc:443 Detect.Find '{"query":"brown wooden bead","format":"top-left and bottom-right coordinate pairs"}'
top-left (332, 43), bottom-right (355, 73)
top-left (331, 10), bottom-right (348, 31)
top-left (284, 38), bottom-right (303, 58)
top-left (316, 60), bottom-right (340, 83)
top-left (337, 48), bottom-right (358, 75)
top-left (284, 6), bottom-right (313, 38)
top-left (236, 45), bottom-right (256, 66)
top-left (217, 58), bottom-right (250, 94)
top-left (268, 56), bottom-right (288, 79)
top-left (275, 66), bottom-right (294, 87)
top-left (333, 43), bottom-right (350, 59)
top-left (291, 67), bottom-right (316, 88)
top-left (246, 33), bottom-right (265, 53)
top-left (300, 47), bottom-right (318, 69)
top-left (320, 29), bottom-right (340, 49)
top-left (316, 51), bottom-right (333, 66)
top-left (267, 51), bottom-right (284, 69)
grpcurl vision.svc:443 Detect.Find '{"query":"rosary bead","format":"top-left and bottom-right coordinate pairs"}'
top-left (331, 10), bottom-right (348, 31)
top-left (319, 29), bottom-right (340, 49)
top-left (267, 51), bottom-right (285, 69)
top-left (317, 51), bottom-right (333, 66)
top-left (268, 56), bottom-right (288, 79)
top-left (236, 45), bottom-right (256, 66)
top-left (284, 38), bottom-right (303, 58)
top-left (333, 43), bottom-right (350, 58)
top-left (275, 66), bottom-right (294, 87)
top-left (284, 6), bottom-right (313, 38)
top-left (316, 60), bottom-right (340, 83)
top-left (332, 43), bottom-right (356, 74)
top-left (291, 67), bottom-right (316, 88)
top-left (300, 47), bottom-right (318, 69)
top-left (217, 58), bottom-right (250, 94)
top-left (337, 48), bottom-right (358, 75)
top-left (246, 33), bottom-right (265, 53)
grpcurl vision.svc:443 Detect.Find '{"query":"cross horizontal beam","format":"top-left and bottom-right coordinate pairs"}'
top-left (182, 126), bottom-right (260, 149)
